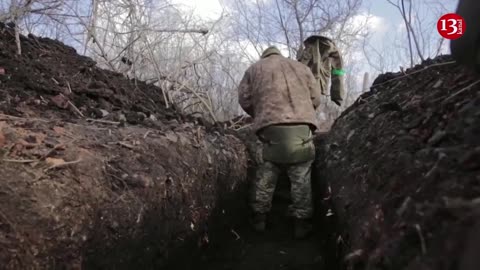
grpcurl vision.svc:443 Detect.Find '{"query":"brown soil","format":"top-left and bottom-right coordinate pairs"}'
top-left (0, 116), bottom-right (248, 269)
top-left (319, 57), bottom-right (480, 270)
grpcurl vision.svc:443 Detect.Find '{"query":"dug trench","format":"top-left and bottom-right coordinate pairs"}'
top-left (141, 57), bottom-right (480, 270)
top-left (1, 26), bottom-right (480, 270)
top-left (0, 25), bottom-right (329, 269)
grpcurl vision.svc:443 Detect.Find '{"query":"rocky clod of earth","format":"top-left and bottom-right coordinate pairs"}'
top-left (319, 56), bottom-right (480, 270)
top-left (0, 25), bottom-right (248, 269)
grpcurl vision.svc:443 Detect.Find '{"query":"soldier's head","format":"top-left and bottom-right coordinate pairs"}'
top-left (261, 46), bottom-right (282, 59)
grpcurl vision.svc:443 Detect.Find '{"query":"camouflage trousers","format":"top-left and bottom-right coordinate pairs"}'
top-left (251, 160), bottom-right (314, 219)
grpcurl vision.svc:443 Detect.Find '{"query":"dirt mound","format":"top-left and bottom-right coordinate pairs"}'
top-left (319, 56), bottom-right (480, 269)
top-left (0, 24), bottom-right (201, 126)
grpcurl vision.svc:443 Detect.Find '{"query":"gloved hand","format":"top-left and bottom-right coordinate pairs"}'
top-left (332, 99), bottom-right (342, 106)
top-left (330, 76), bottom-right (344, 107)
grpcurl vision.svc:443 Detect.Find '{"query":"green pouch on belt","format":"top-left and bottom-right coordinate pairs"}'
top-left (259, 125), bottom-right (315, 164)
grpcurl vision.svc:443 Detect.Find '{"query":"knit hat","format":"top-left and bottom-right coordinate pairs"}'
top-left (261, 46), bottom-right (282, 58)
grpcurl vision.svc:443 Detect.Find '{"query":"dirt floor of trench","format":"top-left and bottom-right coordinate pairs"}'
top-left (165, 169), bottom-right (335, 270)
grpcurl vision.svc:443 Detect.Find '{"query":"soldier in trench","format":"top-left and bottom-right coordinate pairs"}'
top-left (237, 37), bottom-right (345, 239)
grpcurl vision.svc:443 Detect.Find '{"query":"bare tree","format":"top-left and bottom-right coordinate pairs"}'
top-left (385, 0), bottom-right (449, 67)
top-left (223, 0), bottom-right (368, 126)
top-left (225, 0), bottom-right (364, 58)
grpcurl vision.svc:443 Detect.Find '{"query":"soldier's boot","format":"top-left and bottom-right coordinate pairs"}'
top-left (251, 212), bottom-right (267, 232)
top-left (294, 218), bottom-right (313, 239)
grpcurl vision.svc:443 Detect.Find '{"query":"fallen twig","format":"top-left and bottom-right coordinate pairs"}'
top-left (0, 113), bottom-right (50, 123)
top-left (229, 115), bottom-right (246, 127)
top-left (86, 118), bottom-right (120, 125)
top-left (234, 123), bottom-right (253, 131)
top-left (441, 79), bottom-right (480, 104)
top-left (68, 101), bottom-right (85, 118)
top-left (117, 141), bottom-right (135, 149)
top-left (396, 196), bottom-right (412, 216)
top-left (414, 224), bottom-right (427, 255)
top-left (44, 158), bottom-right (82, 172)
top-left (196, 127), bottom-right (201, 141)
top-left (443, 196), bottom-right (480, 209)
top-left (323, 185), bottom-right (332, 201)
top-left (2, 158), bottom-right (37, 163)
top-left (231, 229), bottom-right (241, 240)
top-left (344, 249), bottom-right (364, 262)
top-left (0, 113), bottom-right (24, 120)
top-left (66, 81), bottom-right (72, 94)
top-left (39, 96), bottom-right (48, 105)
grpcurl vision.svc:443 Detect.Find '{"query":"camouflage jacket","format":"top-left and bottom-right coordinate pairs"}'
top-left (297, 36), bottom-right (345, 106)
top-left (238, 53), bottom-right (321, 134)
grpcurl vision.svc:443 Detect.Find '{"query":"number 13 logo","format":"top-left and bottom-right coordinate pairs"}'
top-left (437, 13), bottom-right (466, 40)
